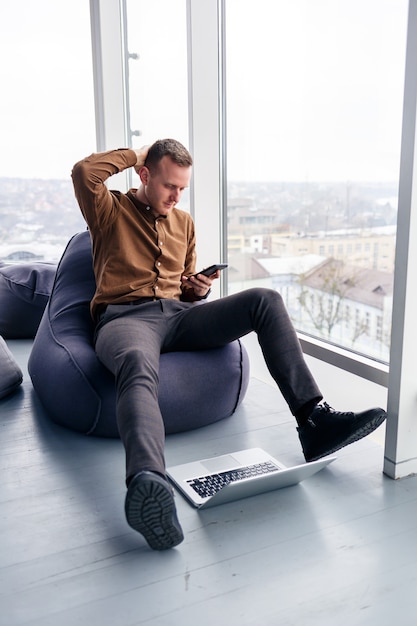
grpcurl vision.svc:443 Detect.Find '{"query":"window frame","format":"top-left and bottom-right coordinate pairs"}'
top-left (90, 0), bottom-right (417, 479)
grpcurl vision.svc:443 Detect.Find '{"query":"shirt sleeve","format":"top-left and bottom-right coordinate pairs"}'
top-left (71, 149), bottom-right (137, 230)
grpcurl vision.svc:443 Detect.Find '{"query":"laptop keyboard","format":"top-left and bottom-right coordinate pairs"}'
top-left (187, 461), bottom-right (280, 498)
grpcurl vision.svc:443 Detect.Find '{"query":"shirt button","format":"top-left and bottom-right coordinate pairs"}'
top-left (159, 242), bottom-right (163, 246)
top-left (155, 285), bottom-right (159, 290)
top-left (157, 262), bottom-right (161, 267)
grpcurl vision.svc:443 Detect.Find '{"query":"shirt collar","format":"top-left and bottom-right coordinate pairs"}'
top-left (127, 189), bottom-right (169, 221)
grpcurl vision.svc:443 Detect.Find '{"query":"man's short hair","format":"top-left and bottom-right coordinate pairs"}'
top-left (145, 138), bottom-right (193, 172)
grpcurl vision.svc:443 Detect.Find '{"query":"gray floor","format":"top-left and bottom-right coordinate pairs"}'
top-left (2, 340), bottom-right (417, 625)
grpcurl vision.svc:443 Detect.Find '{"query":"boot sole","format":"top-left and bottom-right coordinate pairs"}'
top-left (125, 474), bottom-right (184, 550)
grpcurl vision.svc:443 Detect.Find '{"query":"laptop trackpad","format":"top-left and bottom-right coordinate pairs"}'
top-left (201, 454), bottom-right (241, 473)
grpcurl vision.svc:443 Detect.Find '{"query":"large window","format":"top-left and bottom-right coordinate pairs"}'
top-left (1, 1), bottom-right (407, 365)
top-left (225, 0), bottom-right (407, 363)
top-left (0, 0), bottom-right (95, 264)
top-left (0, 0), bottom-right (189, 264)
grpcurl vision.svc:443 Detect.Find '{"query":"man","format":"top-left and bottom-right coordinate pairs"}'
top-left (72, 139), bottom-right (386, 551)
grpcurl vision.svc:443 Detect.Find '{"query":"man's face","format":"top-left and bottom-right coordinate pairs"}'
top-left (141, 155), bottom-right (191, 217)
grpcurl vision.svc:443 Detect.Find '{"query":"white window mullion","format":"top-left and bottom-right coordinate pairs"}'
top-left (384, 0), bottom-right (417, 479)
top-left (89, 0), bottom-right (130, 189)
top-left (187, 0), bottom-right (226, 298)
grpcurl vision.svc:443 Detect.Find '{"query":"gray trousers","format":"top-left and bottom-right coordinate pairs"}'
top-left (94, 288), bottom-right (322, 481)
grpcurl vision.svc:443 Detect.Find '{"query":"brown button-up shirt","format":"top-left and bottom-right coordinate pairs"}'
top-left (72, 149), bottom-right (197, 321)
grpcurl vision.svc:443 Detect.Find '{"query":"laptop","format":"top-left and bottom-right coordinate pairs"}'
top-left (167, 447), bottom-right (336, 509)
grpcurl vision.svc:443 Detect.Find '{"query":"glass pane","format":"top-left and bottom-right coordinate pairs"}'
top-left (126, 0), bottom-right (189, 210)
top-left (225, 0), bottom-right (407, 363)
top-left (0, 0), bottom-right (95, 264)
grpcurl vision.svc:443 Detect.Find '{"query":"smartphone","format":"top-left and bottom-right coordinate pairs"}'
top-left (189, 263), bottom-right (228, 278)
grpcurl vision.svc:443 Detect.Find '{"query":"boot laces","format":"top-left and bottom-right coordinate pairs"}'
top-left (308, 401), bottom-right (353, 427)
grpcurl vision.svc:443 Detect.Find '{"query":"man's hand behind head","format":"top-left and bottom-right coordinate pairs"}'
top-left (133, 145), bottom-right (150, 174)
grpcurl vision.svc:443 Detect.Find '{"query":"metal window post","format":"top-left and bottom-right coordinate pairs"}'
top-left (89, 0), bottom-right (130, 189)
top-left (186, 0), bottom-right (227, 298)
top-left (384, 0), bottom-right (417, 479)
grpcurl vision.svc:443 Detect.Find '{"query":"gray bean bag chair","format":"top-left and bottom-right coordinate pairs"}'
top-left (0, 335), bottom-right (23, 399)
top-left (28, 231), bottom-right (249, 437)
top-left (0, 262), bottom-right (56, 338)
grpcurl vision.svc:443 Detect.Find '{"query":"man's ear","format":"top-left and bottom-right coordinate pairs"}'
top-left (139, 166), bottom-right (150, 185)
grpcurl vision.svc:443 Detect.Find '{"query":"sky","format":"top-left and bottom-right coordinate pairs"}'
top-left (0, 0), bottom-right (409, 183)
top-left (225, 0), bottom-right (408, 182)
top-left (0, 0), bottom-right (95, 180)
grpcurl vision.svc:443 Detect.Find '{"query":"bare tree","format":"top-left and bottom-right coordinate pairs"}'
top-left (297, 259), bottom-right (360, 340)
top-left (350, 314), bottom-right (370, 347)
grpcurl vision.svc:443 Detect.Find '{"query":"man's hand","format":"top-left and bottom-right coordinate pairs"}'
top-left (133, 145), bottom-right (150, 174)
top-left (181, 269), bottom-right (221, 299)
